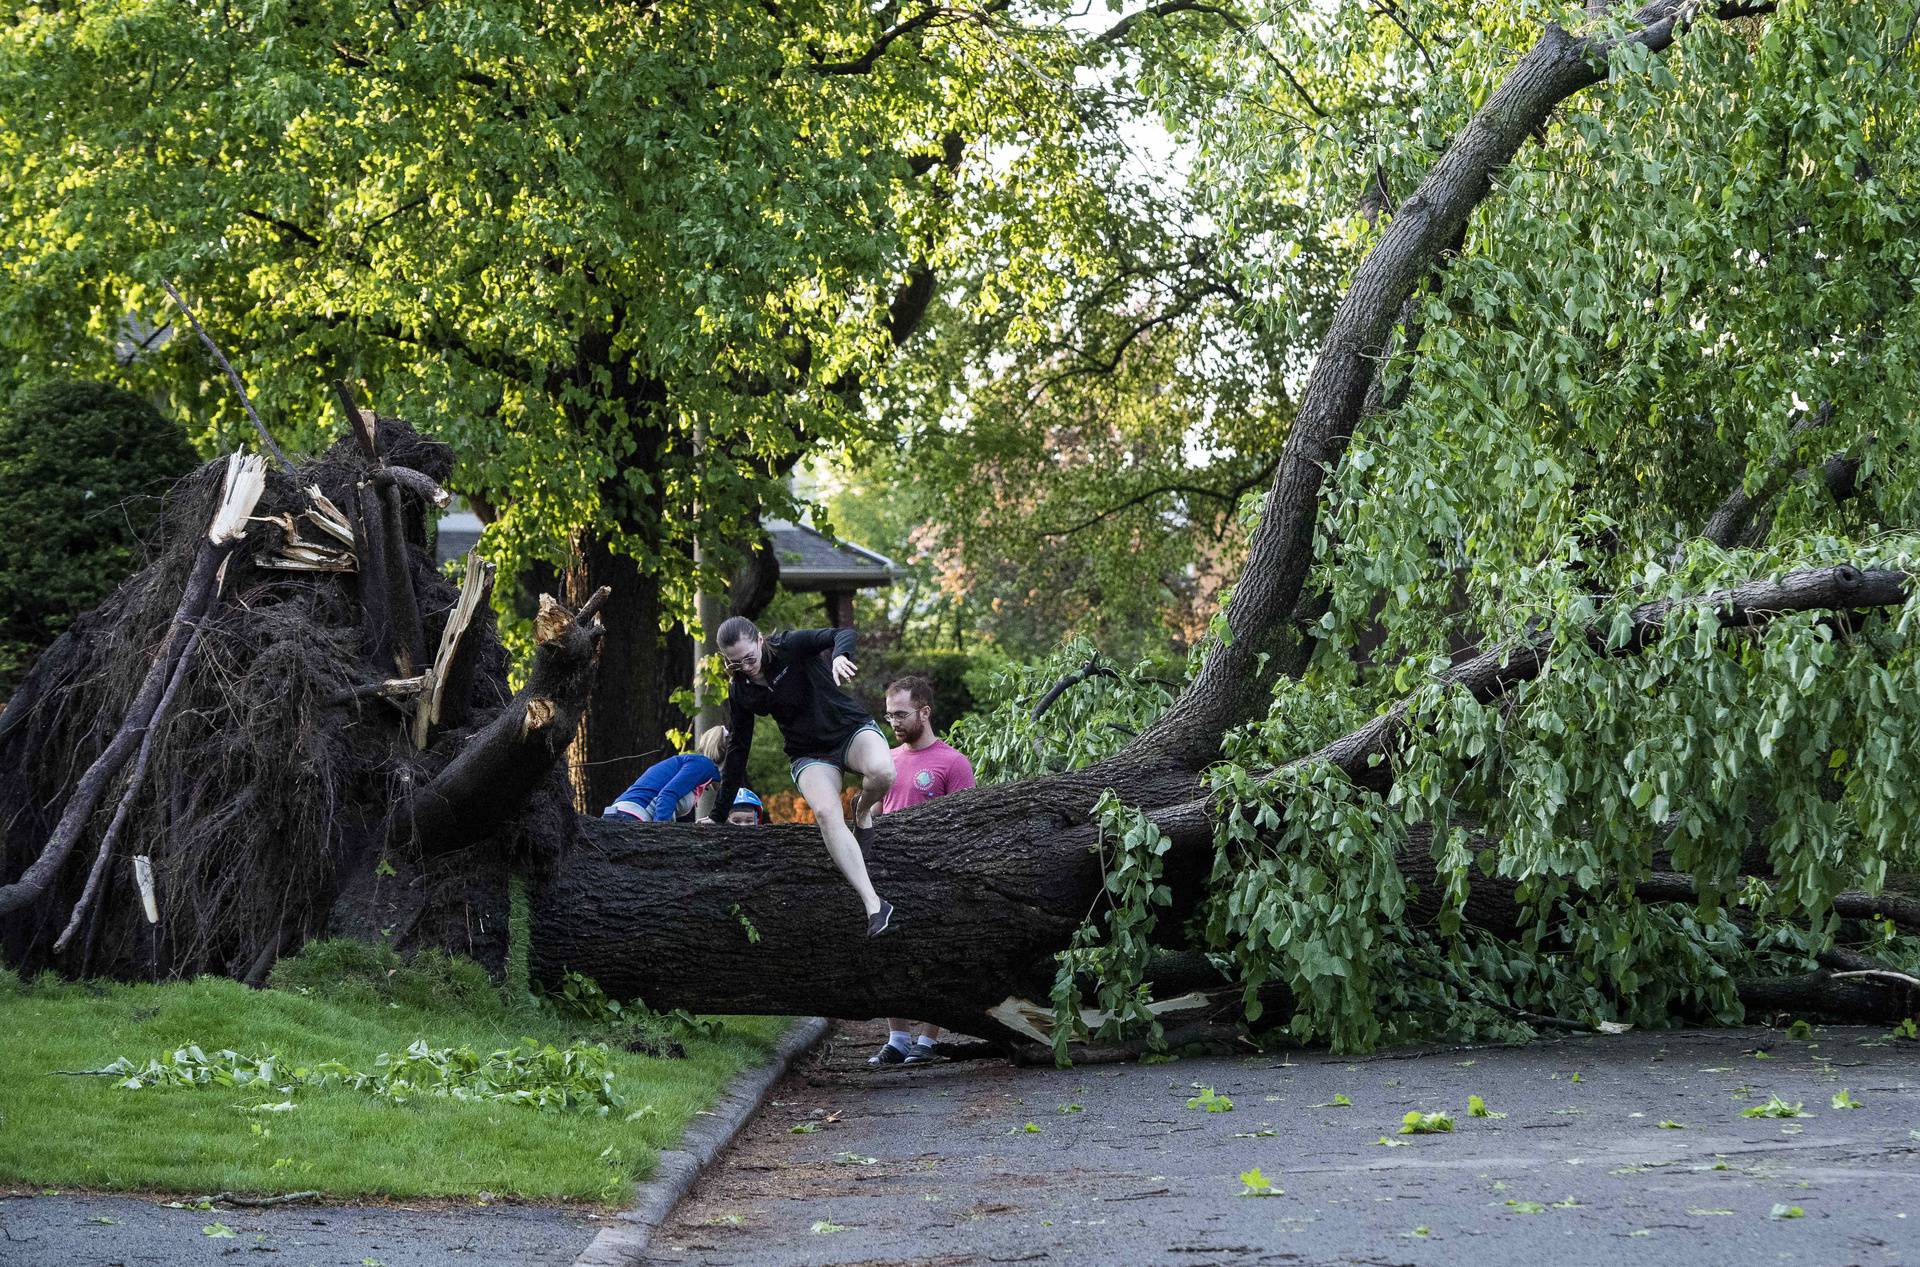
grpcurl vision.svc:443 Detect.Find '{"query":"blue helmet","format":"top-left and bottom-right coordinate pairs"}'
top-left (730, 788), bottom-right (765, 823)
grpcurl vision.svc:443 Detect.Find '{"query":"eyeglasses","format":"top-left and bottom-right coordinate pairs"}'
top-left (883, 710), bottom-right (918, 722)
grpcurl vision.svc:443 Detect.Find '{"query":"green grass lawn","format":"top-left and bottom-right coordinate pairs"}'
top-left (0, 947), bottom-right (790, 1204)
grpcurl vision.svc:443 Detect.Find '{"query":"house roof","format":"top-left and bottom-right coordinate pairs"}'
top-left (434, 511), bottom-right (484, 568)
top-left (433, 511), bottom-right (897, 592)
top-left (766, 519), bottom-right (897, 591)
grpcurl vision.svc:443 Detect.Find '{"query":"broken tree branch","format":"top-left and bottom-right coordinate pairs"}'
top-left (161, 280), bottom-right (297, 478)
top-left (1148, 563), bottom-right (1914, 842)
top-left (415, 552), bottom-right (494, 747)
top-left (51, 618), bottom-right (209, 955)
top-left (395, 591), bottom-right (607, 853)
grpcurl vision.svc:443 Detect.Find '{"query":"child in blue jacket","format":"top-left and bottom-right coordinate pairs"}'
top-left (602, 729), bottom-right (727, 822)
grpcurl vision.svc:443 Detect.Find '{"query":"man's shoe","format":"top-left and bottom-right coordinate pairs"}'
top-left (866, 900), bottom-right (895, 938)
top-left (903, 1043), bottom-right (939, 1065)
top-left (853, 820), bottom-right (876, 848)
top-left (868, 1043), bottom-right (907, 1066)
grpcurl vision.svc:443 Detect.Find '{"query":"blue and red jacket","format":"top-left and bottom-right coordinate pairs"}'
top-left (603, 753), bottom-right (721, 822)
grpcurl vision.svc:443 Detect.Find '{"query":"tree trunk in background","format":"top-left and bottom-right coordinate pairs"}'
top-left (564, 532), bottom-right (693, 813)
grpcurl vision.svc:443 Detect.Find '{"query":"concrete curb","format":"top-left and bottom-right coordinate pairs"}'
top-left (573, 1016), bottom-right (832, 1267)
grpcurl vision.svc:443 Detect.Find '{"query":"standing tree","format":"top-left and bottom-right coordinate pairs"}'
top-left (2, 1), bottom-right (1917, 1053)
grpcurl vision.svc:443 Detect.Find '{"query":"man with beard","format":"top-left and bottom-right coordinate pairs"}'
top-left (868, 674), bottom-right (975, 1066)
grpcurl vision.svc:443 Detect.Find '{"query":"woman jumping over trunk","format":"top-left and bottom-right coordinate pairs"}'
top-left (709, 615), bottom-right (896, 937)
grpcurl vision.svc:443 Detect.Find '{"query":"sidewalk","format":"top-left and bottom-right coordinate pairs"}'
top-left (643, 1019), bottom-right (1920, 1266)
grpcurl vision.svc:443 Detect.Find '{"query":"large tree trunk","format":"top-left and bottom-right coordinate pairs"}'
top-left (563, 529), bottom-right (693, 812)
top-left (529, 762), bottom-right (1201, 1039)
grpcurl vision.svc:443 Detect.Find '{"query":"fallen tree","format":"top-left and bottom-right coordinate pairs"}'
top-left (4, 0), bottom-right (1919, 1054)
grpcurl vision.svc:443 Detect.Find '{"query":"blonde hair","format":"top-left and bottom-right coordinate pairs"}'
top-left (695, 726), bottom-right (728, 764)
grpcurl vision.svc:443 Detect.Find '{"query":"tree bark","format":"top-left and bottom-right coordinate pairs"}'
top-left (527, 779), bottom-right (1917, 1042)
top-left (563, 531), bottom-right (694, 812)
top-left (529, 759), bottom-right (1201, 1039)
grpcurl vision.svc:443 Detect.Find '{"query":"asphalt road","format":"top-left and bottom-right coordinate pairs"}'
top-left (0, 1191), bottom-right (601, 1266)
top-left (644, 1021), bottom-right (1920, 1267)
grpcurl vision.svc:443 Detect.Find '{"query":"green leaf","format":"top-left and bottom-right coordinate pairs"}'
top-left (202, 1224), bottom-right (236, 1239)
top-left (1739, 1095), bottom-right (1808, 1119)
top-left (1238, 1166), bottom-right (1281, 1196)
top-left (1186, 1087), bottom-right (1234, 1112)
top-left (1399, 1110), bottom-right (1455, 1135)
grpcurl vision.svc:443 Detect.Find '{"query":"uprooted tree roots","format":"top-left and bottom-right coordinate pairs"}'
top-left (0, 391), bottom-right (597, 983)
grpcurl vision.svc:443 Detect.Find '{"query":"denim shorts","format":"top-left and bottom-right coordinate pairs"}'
top-left (789, 721), bottom-right (885, 786)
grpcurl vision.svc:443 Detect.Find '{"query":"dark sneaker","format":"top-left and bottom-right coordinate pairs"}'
top-left (903, 1044), bottom-right (939, 1066)
top-left (868, 1042), bottom-right (908, 1066)
top-left (853, 821), bottom-right (876, 848)
top-left (866, 900), bottom-right (895, 938)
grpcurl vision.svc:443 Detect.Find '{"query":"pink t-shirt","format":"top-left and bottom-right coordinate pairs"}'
top-left (883, 738), bottom-right (975, 813)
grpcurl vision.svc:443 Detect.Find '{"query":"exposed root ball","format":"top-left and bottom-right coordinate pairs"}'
top-left (0, 418), bottom-right (574, 981)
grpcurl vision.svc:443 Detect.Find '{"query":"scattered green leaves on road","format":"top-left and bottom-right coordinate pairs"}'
top-left (1740, 1095), bottom-right (1808, 1119)
top-left (1238, 1167), bottom-right (1281, 1196)
top-left (1399, 1110), bottom-right (1455, 1135)
top-left (1187, 1087), bottom-right (1234, 1112)
top-left (1830, 1089), bottom-right (1863, 1110)
top-left (1467, 1095), bottom-right (1505, 1118)
top-left (1769, 1204), bottom-right (1805, 1220)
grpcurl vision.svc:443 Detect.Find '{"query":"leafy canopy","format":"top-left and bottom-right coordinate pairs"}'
top-left (0, 0), bottom-right (1178, 625)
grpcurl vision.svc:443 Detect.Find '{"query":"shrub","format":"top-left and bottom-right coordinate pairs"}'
top-left (0, 380), bottom-right (198, 693)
